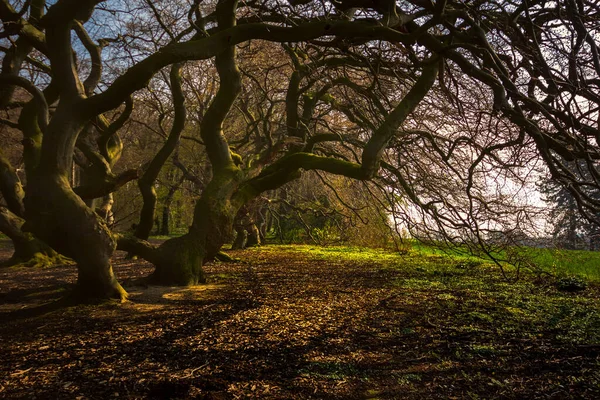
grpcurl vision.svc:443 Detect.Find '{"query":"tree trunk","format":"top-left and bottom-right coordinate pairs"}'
top-left (0, 151), bottom-right (66, 268)
top-left (25, 168), bottom-right (126, 302)
top-left (151, 171), bottom-right (239, 285)
top-left (160, 201), bottom-right (171, 236)
top-left (0, 151), bottom-right (26, 217)
top-left (160, 174), bottom-right (184, 236)
top-left (150, 232), bottom-right (207, 285)
top-left (137, 2), bottom-right (244, 286)
top-left (245, 224), bottom-right (261, 247)
top-left (231, 226), bottom-right (247, 249)
top-left (0, 207), bottom-right (70, 268)
top-left (257, 206), bottom-right (267, 242)
top-left (135, 180), bottom-right (157, 240)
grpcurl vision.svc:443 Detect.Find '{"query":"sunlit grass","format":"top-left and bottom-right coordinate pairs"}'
top-left (518, 247), bottom-right (600, 281)
top-left (249, 241), bottom-right (600, 282)
top-left (247, 243), bottom-right (600, 347)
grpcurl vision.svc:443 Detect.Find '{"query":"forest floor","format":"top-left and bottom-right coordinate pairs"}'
top-left (0, 241), bottom-right (599, 399)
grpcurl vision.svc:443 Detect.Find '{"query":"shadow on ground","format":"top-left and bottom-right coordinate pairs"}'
top-left (0, 246), bottom-right (599, 399)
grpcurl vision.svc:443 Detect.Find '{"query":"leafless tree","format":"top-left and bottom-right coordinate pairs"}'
top-left (0, 0), bottom-right (599, 301)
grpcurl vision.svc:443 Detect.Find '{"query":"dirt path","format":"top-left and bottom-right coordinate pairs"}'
top-left (0, 244), bottom-right (598, 399)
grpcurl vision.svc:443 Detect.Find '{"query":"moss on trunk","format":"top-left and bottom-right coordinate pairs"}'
top-left (6, 234), bottom-right (72, 268)
top-left (151, 232), bottom-right (207, 285)
top-left (25, 172), bottom-right (127, 302)
top-left (149, 167), bottom-right (241, 285)
top-left (69, 261), bottom-right (127, 303)
top-left (0, 207), bottom-right (71, 268)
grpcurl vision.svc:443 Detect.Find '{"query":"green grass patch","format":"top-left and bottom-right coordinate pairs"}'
top-left (254, 241), bottom-right (600, 283)
top-left (249, 243), bottom-right (600, 346)
top-left (253, 244), bottom-right (485, 272)
top-left (518, 247), bottom-right (600, 281)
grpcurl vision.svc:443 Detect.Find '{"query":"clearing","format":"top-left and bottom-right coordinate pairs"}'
top-left (0, 243), bottom-right (599, 399)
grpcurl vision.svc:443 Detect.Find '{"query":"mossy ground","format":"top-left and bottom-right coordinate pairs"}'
top-left (0, 244), bottom-right (598, 399)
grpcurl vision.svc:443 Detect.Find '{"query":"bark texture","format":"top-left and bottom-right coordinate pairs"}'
top-left (25, 170), bottom-right (126, 301)
top-left (0, 207), bottom-right (70, 268)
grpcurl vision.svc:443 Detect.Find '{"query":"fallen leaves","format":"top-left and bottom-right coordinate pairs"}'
top-left (0, 245), bottom-right (598, 399)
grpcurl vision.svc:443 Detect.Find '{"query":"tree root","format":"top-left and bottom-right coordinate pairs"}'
top-left (1, 251), bottom-right (74, 268)
top-left (214, 251), bottom-right (240, 262)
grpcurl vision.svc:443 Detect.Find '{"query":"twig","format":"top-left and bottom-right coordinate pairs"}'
top-left (10, 368), bottom-right (32, 376)
top-left (180, 363), bottom-right (209, 379)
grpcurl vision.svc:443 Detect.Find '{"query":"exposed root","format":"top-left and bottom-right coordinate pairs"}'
top-left (1, 252), bottom-right (74, 268)
top-left (214, 251), bottom-right (240, 262)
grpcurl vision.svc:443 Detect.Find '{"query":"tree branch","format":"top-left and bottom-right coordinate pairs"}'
top-left (361, 59), bottom-right (439, 177)
top-left (82, 20), bottom-right (416, 118)
top-left (0, 74), bottom-right (48, 130)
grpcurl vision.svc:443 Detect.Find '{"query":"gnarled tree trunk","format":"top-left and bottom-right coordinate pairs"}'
top-left (150, 169), bottom-right (240, 284)
top-left (0, 207), bottom-right (70, 268)
top-left (15, 0), bottom-right (141, 302)
top-left (0, 150), bottom-right (26, 217)
top-left (0, 151), bottom-right (67, 268)
top-left (143, 2), bottom-right (243, 286)
top-left (25, 169), bottom-right (126, 301)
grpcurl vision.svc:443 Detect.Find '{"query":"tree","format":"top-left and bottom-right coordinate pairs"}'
top-left (133, 63), bottom-right (186, 241)
top-left (1, 0), bottom-right (600, 302)
top-left (540, 161), bottom-right (600, 250)
top-left (0, 0), bottom-right (72, 268)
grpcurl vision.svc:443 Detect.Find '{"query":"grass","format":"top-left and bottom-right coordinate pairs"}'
top-left (251, 243), bottom-right (490, 280)
top-left (239, 244), bottom-right (600, 397)
top-left (255, 241), bottom-right (600, 282)
top-left (85, 231), bottom-right (600, 281)
top-left (518, 246), bottom-right (600, 281)
top-left (410, 240), bottom-right (600, 282)
top-left (247, 243), bottom-right (600, 346)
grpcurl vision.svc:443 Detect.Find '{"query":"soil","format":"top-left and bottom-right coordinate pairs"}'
top-left (0, 241), bottom-right (599, 399)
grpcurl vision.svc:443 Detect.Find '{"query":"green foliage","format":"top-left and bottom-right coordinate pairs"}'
top-left (267, 172), bottom-right (406, 250)
top-left (556, 276), bottom-right (588, 292)
top-left (516, 247), bottom-right (600, 281)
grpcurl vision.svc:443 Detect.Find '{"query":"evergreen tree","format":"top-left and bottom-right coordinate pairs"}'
top-left (540, 162), bottom-right (600, 250)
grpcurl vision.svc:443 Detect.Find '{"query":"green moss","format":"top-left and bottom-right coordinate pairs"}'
top-left (319, 93), bottom-right (336, 104)
top-left (230, 150), bottom-right (243, 166)
top-left (466, 311), bottom-right (494, 324)
top-left (4, 251), bottom-right (73, 268)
